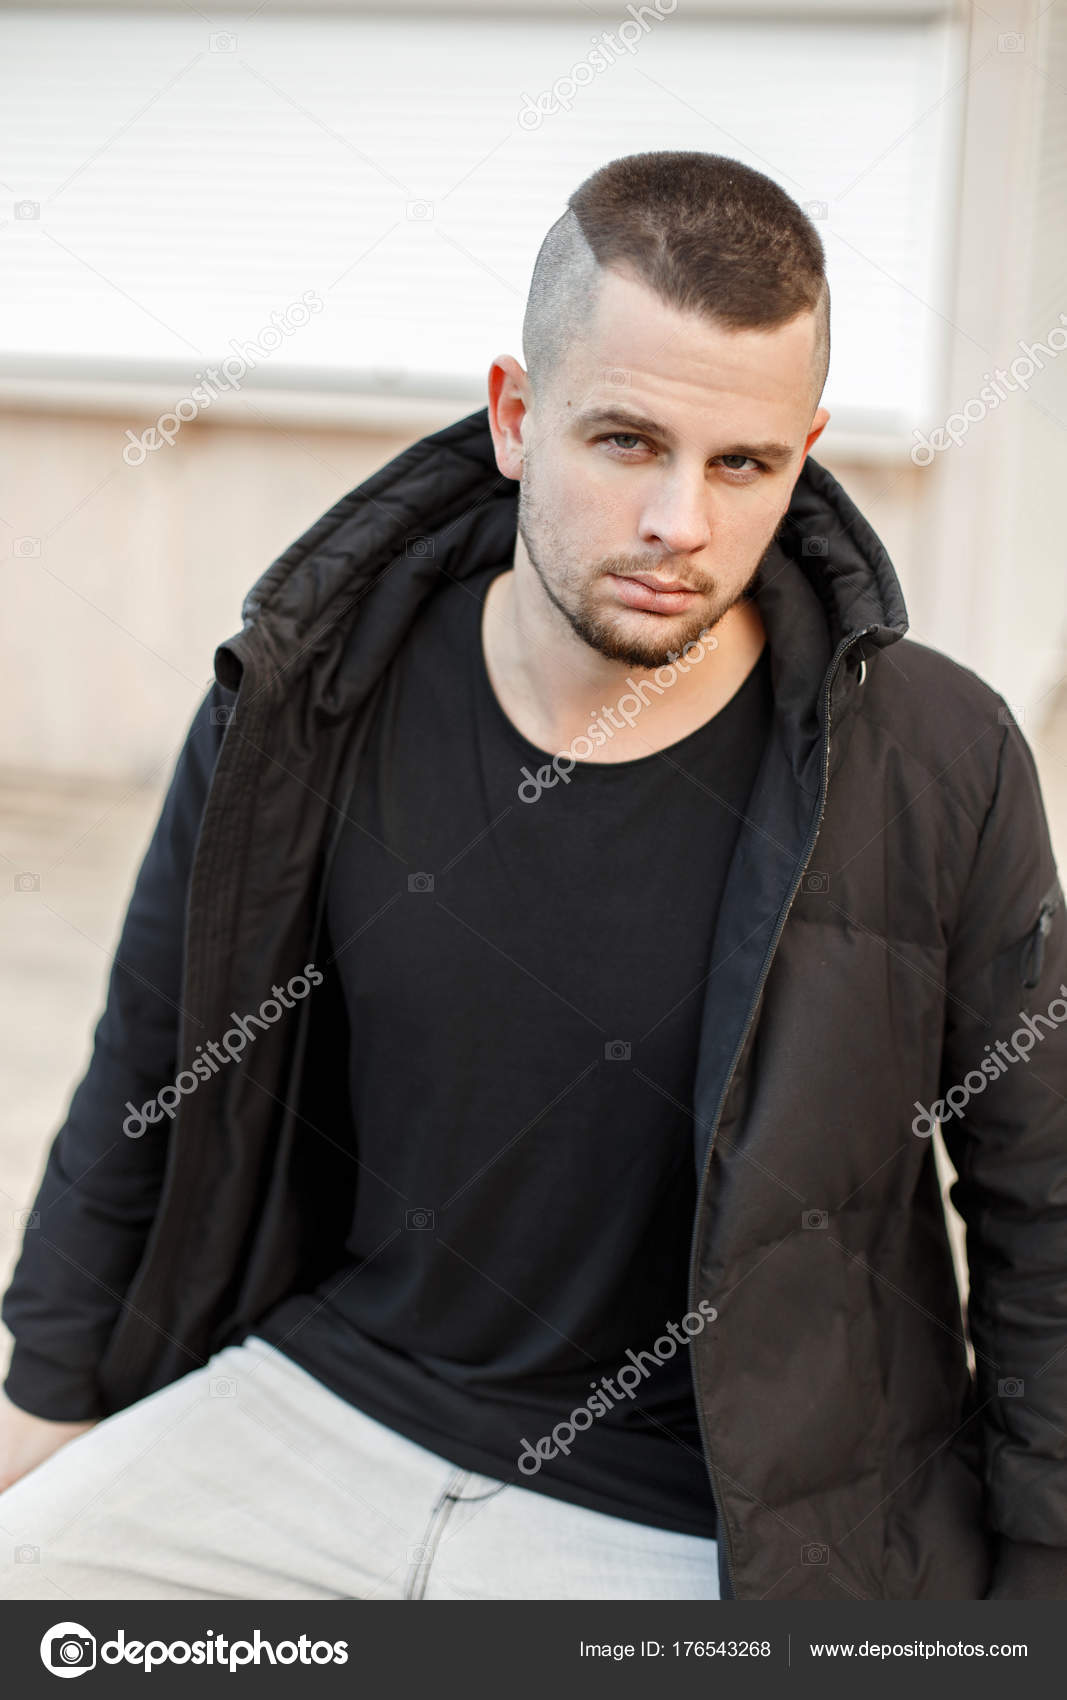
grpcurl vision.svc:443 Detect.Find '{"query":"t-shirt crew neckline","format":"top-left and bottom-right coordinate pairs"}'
top-left (472, 565), bottom-right (770, 774)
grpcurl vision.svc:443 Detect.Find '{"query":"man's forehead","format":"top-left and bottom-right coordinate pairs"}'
top-left (562, 298), bottom-right (820, 418)
top-left (585, 308), bottom-right (816, 373)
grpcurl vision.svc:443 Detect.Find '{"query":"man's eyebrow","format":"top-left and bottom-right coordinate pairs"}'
top-left (572, 407), bottom-right (795, 467)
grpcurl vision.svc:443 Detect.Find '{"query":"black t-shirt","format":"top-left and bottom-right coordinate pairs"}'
top-left (252, 562), bottom-right (774, 1538)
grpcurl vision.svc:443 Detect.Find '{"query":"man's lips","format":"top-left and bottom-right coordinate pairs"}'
top-left (607, 572), bottom-right (702, 614)
top-left (629, 573), bottom-right (694, 592)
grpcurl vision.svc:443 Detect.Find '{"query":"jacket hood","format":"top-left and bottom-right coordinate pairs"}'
top-left (216, 406), bottom-right (909, 796)
top-left (220, 405), bottom-right (907, 676)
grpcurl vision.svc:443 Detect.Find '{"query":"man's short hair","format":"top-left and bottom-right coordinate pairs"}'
top-left (522, 150), bottom-right (830, 413)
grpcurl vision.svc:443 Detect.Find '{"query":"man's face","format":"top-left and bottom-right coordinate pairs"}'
top-left (511, 265), bottom-right (828, 667)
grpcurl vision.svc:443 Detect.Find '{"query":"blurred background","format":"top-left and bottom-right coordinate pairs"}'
top-left (2, 0), bottom-right (1066, 1373)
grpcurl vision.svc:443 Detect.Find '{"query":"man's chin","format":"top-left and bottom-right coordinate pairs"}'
top-left (576, 607), bottom-right (718, 669)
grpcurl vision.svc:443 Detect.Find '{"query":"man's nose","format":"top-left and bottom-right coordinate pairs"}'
top-left (636, 471), bottom-right (713, 557)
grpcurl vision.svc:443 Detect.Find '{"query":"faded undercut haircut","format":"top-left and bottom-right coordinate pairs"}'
top-left (522, 150), bottom-right (830, 414)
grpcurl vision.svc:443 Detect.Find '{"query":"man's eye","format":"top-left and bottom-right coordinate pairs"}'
top-left (598, 437), bottom-right (764, 473)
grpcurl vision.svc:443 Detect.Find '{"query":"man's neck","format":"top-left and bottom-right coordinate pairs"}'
top-left (481, 566), bottom-right (767, 764)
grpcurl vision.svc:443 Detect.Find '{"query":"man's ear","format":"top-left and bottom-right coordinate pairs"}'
top-left (487, 356), bottom-right (528, 481)
top-left (802, 405), bottom-right (830, 461)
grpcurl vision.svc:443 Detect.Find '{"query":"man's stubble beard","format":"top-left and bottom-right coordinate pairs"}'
top-left (515, 464), bottom-right (780, 669)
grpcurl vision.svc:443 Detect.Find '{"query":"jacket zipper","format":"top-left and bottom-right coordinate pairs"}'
top-left (1020, 877), bottom-right (1063, 989)
top-left (687, 628), bottom-right (875, 1600)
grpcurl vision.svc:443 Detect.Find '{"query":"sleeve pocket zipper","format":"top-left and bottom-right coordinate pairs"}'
top-left (1020, 876), bottom-right (1064, 989)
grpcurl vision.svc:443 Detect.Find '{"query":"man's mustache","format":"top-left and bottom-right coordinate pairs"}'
top-left (597, 560), bottom-right (718, 595)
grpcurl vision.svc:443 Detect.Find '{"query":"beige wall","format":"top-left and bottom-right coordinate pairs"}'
top-left (2, 407), bottom-right (418, 782)
top-left (1, 402), bottom-right (931, 783)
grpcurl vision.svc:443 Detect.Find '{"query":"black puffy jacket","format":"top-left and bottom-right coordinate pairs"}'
top-left (4, 407), bottom-right (1067, 1600)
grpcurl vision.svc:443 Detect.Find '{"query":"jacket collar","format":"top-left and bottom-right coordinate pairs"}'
top-left (218, 405), bottom-right (909, 781)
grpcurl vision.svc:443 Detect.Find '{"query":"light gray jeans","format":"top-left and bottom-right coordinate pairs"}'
top-left (0, 1335), bottom-right (721, 1601)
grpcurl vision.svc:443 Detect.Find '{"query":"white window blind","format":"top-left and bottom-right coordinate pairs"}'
top-left (1, 6), bottom-right (963, 442)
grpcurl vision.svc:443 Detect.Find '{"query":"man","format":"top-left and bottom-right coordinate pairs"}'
top-left (1, 150), bottom-right (1066, 1602)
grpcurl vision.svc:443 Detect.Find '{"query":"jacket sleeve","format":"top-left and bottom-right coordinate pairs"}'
top-left (0, 680), bottom-right (232, 1421)
top-left (935, 704), bottom-right (1067, 1599)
